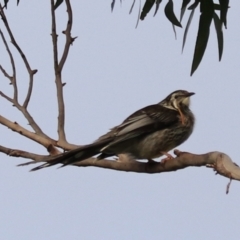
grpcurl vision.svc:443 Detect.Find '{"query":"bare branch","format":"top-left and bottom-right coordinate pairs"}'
top-left (0, 113), bottom-right (79, 152)
top-left (0, 7), bottom-right (51, 138)
top-left (0, 114), bottom-right (58, 150)
top-left (50, 0), bottom-right (74, 145)
top-left (58, 0), bottom-right (73, 71)
top-left (0, 91), bottom-right (14, 103)
top-left (0, 6), bottom-right (33, 74)
top-left (0, 64), bottom-right (12, 81)
top-left (16, 149), bottom-right (240, 187)
top-left (0, 145), bottom-right (51, 161)
top-left (1, 6), bottom-right (36, 108)
top-left (50, 0), bottom-right (59, 71)
top-left (0, 27), bottom-right (17, 101)
top-left (23, 69), bottom-right (37, 109)
top-left (14, 103), bottom-right (51, 138)
top-left (66, 150), bottom-right (239, 179)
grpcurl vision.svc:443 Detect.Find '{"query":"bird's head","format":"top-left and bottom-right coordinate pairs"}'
top-left (160, 90), bottom-right (195, 110)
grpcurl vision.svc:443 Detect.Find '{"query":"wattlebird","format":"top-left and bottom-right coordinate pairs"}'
top-left (30, 90), bottom-right (195, 171)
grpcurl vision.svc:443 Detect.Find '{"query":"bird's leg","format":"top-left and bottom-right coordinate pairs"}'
top-left (160, 152), bottom-right (174, 164)
top-left (178, 109), bottom-right (185, 125)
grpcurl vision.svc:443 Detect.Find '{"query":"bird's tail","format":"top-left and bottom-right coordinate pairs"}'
top-left (20, 139), bottom-right (110, 171)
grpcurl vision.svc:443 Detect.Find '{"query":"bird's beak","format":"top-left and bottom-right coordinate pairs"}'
top-left (185, 92), bottom-right (195, 97)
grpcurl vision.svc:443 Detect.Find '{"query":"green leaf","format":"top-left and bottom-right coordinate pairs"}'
top-left (191, 0), bottom-right (214, 75)
top-left (140, 0), bottom-right (155, 20)
top-left (180, 0), bottom-right (191, 22)
top-left (54, 0), bottom-right (64, 10)
top-left (182, 9), bottom-right (195, 52)
top-left (164, 0), bottom-right (182, 28)
top-left (213, 12), bottom-right (223, 61)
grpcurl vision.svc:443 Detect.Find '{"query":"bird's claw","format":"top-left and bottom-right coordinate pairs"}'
top-left (160, 152), bottom-right (174, 165)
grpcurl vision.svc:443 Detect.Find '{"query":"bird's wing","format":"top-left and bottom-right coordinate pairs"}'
top-left (99, 104), bottom-right (179, 147)
top-left (28, 104), bottom-right (179, 171)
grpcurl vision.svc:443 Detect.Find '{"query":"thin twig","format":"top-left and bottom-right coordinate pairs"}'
top-left (58, 0), bottom-right (73, 71)
top-left (0, 145), bottom-right (51, 161)
top-left (0, 64), bottom-right (12, 81)
top-left (23, 70), bottom-right (37, 109)
top-left (50, 0), bottom-right (72, 144)
top-left (0, 6), bottom-right (51, 138)
top-left (0, 91), bottom-right (13, 103)
top-left (0, 27), bottom-right (17, 101)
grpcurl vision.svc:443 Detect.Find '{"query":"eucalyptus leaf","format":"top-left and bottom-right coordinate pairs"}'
top-left (164, 0), bottom-right (182, 27)
top-left (191, 0), bottom-right (214, 75)
top-left (180, 0), bottom-right (191, 22)
top-left (213, 12), bottom-right (223, 61)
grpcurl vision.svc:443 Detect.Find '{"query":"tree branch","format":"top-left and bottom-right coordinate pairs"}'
top-left (50, 0), bottom-right (75, 146)
top-left (16, 149), bottom-right (240, 194)
top-left (0, 64), bottom-right (12, 81)
top-left (69, 150), bottom-right (239, 178)
top-left (0, 27), bottom-right (17, 101)
top-left (0, 5), bottom-right (36, 106)
top-left (0, 113), bottom-right (79, 152)
top-left (58, 0), bottom-right (73, 71)
top-left (0, 145), bottom-right (51, 161)
top-left (50, 0), bottom-right (66, 145)
top-left (0, 115), bottom-right (58, 151)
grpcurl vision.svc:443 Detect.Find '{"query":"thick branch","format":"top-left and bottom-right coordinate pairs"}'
top-left (70, 150), bottom-right (240, 180)
top-left (16, 149), bottom-right (240, 183)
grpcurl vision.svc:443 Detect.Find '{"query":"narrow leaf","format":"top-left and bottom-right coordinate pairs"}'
top-left (188, 0), bottom-right (200, 10)
top-left (17, 0), bottom-right (20, 6)
top-left (180, 0), bottom-right (191, 22)
top-left (154, 0), bottom-right (163, 17)
top-left (191, 0), bottom-right (214, 75)
top-left (213, 12), bottom-right (223, 61)
top-left (182, 9), bottom-right (195, 52)
top-left (136, 0), bottom-right (141, 28)
top-left (172, 24), bottom-right (177, 39)
top-left (219, 0), bottom-right (229, 28)
top-left (129, 0), bottom-right (136, 14)
top-left (214, 4), bottom-right (221, 10)
top-left (164, 0), bottom-right (182, 28)
top-left (140, 0), bottom-right (155, 20)
top-left (111, 0), bottom-right (116, 12)
top-left (4, 0), bottom-right (9, 8)
top-left (54, 0), bottom-right (64, 10)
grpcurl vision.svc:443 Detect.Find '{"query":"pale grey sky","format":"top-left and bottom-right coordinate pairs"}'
top-left (1, 1), bottom-right (240, 240)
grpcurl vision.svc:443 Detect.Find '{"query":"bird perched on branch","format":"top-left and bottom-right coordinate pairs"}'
top-left (31, 90), bottom-right (195, 171)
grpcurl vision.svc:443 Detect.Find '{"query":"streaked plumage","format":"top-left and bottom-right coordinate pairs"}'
top-left (31, 90), bottom-right (195, 171)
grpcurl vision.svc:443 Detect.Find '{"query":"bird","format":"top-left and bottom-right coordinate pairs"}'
top-left (30, 90), bottom-right (195, 171)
